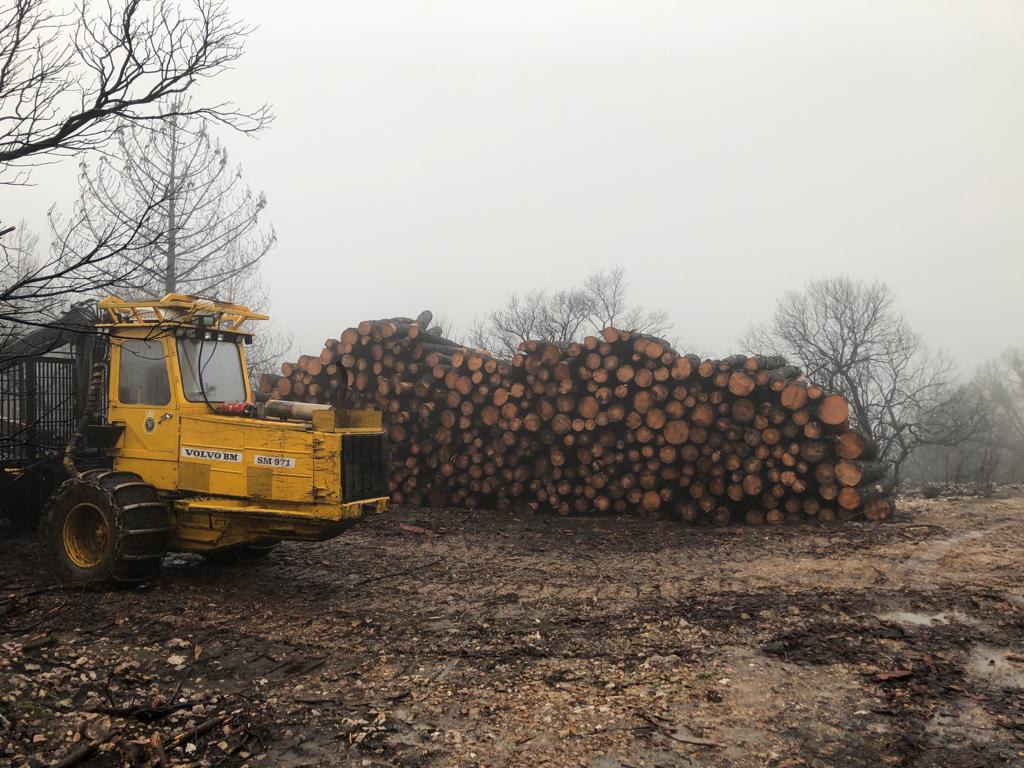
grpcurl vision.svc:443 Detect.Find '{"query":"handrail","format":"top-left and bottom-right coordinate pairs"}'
top-left (97, 294), bottom-right (269, 331)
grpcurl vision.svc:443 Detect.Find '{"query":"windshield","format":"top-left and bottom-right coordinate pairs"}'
top-left (177, 338), bottom-right (246, 403)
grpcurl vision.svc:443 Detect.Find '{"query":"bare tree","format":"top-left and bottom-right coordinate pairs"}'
top-left (0, 0), bottom-right (270, 347)
top-left (60, 109), bottom-right (285, 379)
top-left (0, 0), bottom-right (270, 184)
top-left (583, 267), bottom-right (670, 336)
top-left (0, 219), bottom-right (42, 336)
top-left (969, 349), bottom-right (1024, 482)
top-left (906, 383), bottom-right (1013, 488)
top-left (544, 287), bottom-right (595, 345)
top-left (0, 219), bottom-right (39, 282)
top-left (469, 290), bottom-right (548, 358)
top-left (68, 108), bottom-right (275, 297)
top-left (981, 349), bottom-right (1024, 446)
top-left (742, 277), bottom-right (983, 484)
top-left (470, 267), bottom-right (673, 358)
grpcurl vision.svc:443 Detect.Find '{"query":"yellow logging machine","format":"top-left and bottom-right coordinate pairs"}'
top-left (34, 294), bottom-right (389, 585)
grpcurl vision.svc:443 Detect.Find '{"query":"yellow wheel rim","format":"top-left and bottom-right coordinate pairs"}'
top-left (62, 502), bottom-right (109, 569)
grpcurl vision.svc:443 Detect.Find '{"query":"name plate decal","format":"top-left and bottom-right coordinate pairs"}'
top-left (181, 447), bottom-right (243, 463)
top-left (253, 455), bottom-right (296, 468)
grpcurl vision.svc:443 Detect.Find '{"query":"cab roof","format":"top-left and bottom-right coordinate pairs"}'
top-left (97, 294), bottom-right (268, 332)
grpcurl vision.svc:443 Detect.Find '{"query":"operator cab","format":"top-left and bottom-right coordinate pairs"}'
top-left (102, 294), bottom-right (260, 408)
top-left (99, 294), bottom-right (267, 490)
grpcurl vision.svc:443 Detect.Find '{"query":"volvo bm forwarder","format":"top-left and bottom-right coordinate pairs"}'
top-left (1, 294), bottom-right (389, 585)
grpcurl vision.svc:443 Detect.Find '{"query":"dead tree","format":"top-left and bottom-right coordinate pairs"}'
top-left (0, 220), bottom-right (39, 291)
top-left (984, 349), bottom-right (1024, 446)
top-left (60, 108), bottom-right (281, 377)
top-left (742, 277), bottom-right (981, 485)
top-left (0, 219), bottom-right (44, 345)
top-left (69, 108), bottom-right (276, 298)
top-left (975, 350), bottom-right (1024, 480)
top-left (470, 267), bottom-right (673, 358)
top-left (584, 267), bottom-right (671, 337)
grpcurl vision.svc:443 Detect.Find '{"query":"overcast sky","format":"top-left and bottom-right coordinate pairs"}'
top-left (8, 1), bottom-right (1023, 371)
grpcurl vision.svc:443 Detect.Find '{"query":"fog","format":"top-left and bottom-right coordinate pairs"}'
top-left (8, 1), bottom-right (1024, 370)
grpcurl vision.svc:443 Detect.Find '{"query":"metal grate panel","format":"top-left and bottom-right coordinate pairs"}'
top-left (0, 356), bottom-right (82, 462)
top-left (341, 433), bottom-right (390, 502)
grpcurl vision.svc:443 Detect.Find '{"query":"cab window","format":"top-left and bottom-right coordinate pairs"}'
top-left (117, 339), bottom-right (171, 405)
top-left (177, 339), bottom-right (246, 403)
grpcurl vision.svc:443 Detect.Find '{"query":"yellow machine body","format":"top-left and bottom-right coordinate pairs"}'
top-left (97, 294), bottom-right (389, 552)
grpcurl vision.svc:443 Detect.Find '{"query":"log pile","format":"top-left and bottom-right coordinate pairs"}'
top-left (262, 314), bottom-right (895, 525)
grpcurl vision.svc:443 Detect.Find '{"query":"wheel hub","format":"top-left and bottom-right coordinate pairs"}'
top-left (62, 503), bottom-right (109, 569)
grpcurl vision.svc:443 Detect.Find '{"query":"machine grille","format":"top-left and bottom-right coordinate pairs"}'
top-left (341, 433), bottom-right (390, 502)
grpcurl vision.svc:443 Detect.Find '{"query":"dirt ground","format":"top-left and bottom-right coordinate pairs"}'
top-left (2, 494), bottom-right (1023, 768)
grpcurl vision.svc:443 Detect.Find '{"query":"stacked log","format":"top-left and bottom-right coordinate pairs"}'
top-left (263, 315), bottom-right (894, 525)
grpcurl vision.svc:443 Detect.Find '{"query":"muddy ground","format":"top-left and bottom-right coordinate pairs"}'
top-left (1, 494), bottom-right (1023, 768)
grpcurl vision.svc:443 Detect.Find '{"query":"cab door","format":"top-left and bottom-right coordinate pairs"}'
top-left (107, 336), bottom-right (179, 490)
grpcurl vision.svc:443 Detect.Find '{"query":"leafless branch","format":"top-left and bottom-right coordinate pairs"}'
top-left (0, 0), bottom-right (271, 183)
top-left (472, 267), bottom-right (673, 357)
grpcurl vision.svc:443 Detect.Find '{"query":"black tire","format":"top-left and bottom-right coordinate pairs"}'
top-left (39, 470), bottom-right (169, 585)
top-left (204, 540), bottom-right (279, 565)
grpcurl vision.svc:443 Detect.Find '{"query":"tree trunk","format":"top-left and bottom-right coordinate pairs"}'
top-left (164, 111), bottom-right (179, 294)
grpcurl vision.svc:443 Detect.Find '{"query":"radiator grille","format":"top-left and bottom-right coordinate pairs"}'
top-left (341, 433), bottom-right (390, 502)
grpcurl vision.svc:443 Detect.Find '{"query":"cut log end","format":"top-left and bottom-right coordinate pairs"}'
top-left (819, 393), bottom-right (850, 426)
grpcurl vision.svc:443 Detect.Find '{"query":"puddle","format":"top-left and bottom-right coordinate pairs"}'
top-left (967, 644), bottom-right (1024, 689)
top-left (878, 610), bottom-right (977, 627)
